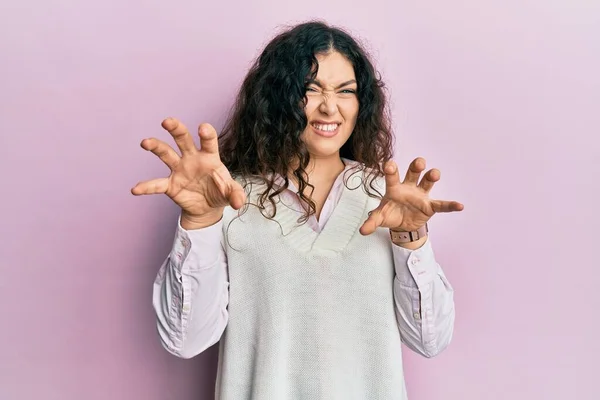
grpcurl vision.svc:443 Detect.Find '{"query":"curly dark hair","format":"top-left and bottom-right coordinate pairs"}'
top-left (218, 20), bottom-right (394, 223)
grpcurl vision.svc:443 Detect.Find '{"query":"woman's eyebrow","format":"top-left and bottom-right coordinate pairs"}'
top-left (307, 79), bottom-right (357, 89)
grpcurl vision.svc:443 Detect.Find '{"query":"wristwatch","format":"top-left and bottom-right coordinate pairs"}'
top-left (389, 223), bottom-right (429, 243)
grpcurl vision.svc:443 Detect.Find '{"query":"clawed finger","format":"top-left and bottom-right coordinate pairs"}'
top-left (161, 117), bottom-right (197, 156)
top-left (419, 169), bottom-right (440, 193)
top-left (383, 160), bottom-right (401, 190)
top-left (431, 200), bottom-right (464, 213)
top-left (403, 157), bottom-right (426, 185)
top-left (141, 138), bottom-right (180, 170)
top-left (198, 123), bottom-right (220, 155)
top-left (211, 169), bottom-right (247, 210)
top-left (359, 209), bottom-right (384, 236)
top-left (131, 178), bottom-right (169, 196)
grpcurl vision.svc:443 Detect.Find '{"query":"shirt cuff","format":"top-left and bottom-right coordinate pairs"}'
top-left (170, 214), bottom-right (224, 272)
top-left (392, 237), bottom-right (439, 288)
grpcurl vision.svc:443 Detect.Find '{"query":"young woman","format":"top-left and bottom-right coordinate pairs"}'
top-left (132, 21), bottom-right (464, 400)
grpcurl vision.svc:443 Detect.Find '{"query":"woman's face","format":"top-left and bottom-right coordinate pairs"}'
top-left (301, 51), bottom-right (359, 161)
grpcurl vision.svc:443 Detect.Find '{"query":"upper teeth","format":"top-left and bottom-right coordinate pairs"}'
top-left (313, 123), bottom-right (338, 132)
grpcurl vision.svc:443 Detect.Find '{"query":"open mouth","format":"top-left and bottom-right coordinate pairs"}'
top-left (311, 122), bottom-right (341, 137)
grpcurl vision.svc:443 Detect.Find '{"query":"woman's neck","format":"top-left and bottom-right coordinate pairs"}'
top-left (288, 154), bottom-right (346, 187)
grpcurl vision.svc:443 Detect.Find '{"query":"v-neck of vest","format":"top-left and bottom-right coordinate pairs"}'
top-left (271, 171), bottom-right (369, 257)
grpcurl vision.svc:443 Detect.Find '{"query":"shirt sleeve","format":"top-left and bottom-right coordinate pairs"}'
top-left (152, 215), bottom-right (230, 359)
top-left (391, 236), bottom-right (455, 358)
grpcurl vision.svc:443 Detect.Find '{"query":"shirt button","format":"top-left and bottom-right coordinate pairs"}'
top-left (182, 305), bottom-right (190, 312)
top-left (411, 258), bottom-right (419, 265)
top-left (413, 312), bottom-right (421, 320)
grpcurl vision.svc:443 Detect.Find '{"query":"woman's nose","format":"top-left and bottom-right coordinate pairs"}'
top-left (319, 93), bottom-right (338, 115)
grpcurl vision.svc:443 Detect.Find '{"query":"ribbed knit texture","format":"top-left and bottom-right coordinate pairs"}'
top-left (214, 172), bottom-right (408, 400)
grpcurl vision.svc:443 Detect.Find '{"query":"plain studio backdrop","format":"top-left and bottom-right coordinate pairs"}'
top-left (1, 0), bottom-right (598, 399)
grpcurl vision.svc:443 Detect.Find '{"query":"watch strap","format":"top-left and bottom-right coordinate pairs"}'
top-left (389, 223), bottom-right (429, 243)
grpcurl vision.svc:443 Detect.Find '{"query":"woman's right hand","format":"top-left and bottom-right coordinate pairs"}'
top-left (131, 118), bottom-right (246, 228)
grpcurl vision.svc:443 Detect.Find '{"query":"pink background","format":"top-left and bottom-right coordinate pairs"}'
top-left (1, 0), bottom-right (598, 399)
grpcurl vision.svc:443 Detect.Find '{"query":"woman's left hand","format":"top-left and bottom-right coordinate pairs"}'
top-left (359, 157), bottom-right (464, 235)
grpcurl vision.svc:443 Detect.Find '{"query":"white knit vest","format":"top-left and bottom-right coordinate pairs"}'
top-left (214, 171), bottom-right (408, 400)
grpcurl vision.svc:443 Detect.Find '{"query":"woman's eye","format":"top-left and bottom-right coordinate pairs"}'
top-left (306, 87), bottom-right (318, 92)
top-left (340, 89), bottom-right (356, 94)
